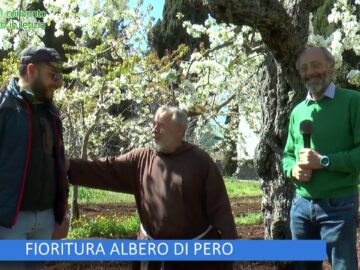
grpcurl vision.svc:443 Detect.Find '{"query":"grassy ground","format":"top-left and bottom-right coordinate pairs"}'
top-left (234, 213), bottom-right (262, 225)
top-left (225, 179), bottom-right (261, 197)
top-left (71, 179), bottom-right (261, 238)
top-left (69, 215), bottom-right (140, 239)
top-left (76, 178), bottom-right (261, 204)
top-left (77, 187), bottom-right (135, 204)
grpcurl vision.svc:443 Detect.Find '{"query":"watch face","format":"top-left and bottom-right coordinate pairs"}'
top-left (321, 156), bottom-right (329, 167)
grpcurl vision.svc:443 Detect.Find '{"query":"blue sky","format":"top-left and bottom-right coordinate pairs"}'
top-left (127, 0), bottom-right (165, 50)
top-left (128, 0), bottom-right (165, 21)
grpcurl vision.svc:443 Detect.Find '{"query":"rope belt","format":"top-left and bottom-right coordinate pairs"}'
top-left (140, 224), bottom-right (213, 270)
top-left (140, 223), bottom-right (213, 240)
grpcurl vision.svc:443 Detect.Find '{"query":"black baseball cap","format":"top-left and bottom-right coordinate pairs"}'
top-left (20, 46), bottom-right (72, 73)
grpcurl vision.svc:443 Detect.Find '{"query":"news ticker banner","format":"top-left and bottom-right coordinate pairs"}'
top-left (0, 240), bottom-right (326, 261)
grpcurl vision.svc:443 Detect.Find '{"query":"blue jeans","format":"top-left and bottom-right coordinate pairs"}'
top-left (0, 209), bottom-right (55, 270)
top-left (290, 193), bottom-right (358, 270)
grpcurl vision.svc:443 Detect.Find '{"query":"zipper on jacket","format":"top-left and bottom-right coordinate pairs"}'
top-left (12, 98), bottom-right (33, 226)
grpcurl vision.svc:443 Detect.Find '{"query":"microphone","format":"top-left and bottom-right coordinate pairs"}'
top-left (300, 120), bottom-right (313, 148)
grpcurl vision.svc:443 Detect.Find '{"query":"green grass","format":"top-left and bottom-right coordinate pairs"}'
top-left (68, 214), bottom-right (140, 239)
top-left (225, 178), bottom-right (261, 198)
top-left (76, 179), bottom-right (260, 204)
top-left (77, 187), bottom-right (135, 204)
top-left (69, 179), bottom-right (262, 238)
top-left (234, 213), bottom-right (263, 225)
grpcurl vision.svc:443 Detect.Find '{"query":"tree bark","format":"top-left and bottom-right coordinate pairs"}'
top-left (70, 106), bottom-right (101, 221)
top-left (188, 0), bottom-right (325, 245)
top-left (70, 122), bottom-right (98, 221)
top-left (255, 54), bottom-right (296, 241)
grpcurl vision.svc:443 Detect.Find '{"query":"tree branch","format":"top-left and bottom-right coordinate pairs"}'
top-left (214, 92), bottom-right (236, 113)
top-left (192, 0), bottom-right (325, 68)
top-left (185, 38), bottom-right (236, 78)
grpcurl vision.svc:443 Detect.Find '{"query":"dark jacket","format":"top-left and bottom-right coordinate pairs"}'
top-left (0, 77), bottom-right (68, 228)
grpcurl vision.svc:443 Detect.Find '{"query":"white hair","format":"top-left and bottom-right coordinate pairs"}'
top-left (296, 47), bottom-right (335, 70)
top-left (156, 106), bottom-right (188, 127)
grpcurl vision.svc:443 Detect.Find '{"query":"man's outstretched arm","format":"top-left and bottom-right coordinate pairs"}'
top-left (68, 151), bottom-right (138, 194)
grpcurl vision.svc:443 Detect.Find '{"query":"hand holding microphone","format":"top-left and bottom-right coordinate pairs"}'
top-left (292, 164), bottom-right (312, 182)
top-left (292, 120), bottom-right (322, 182)
top-left (298, 120), bottom-right (322, 170)
top-left (298, 148), bottom-right (322, 169)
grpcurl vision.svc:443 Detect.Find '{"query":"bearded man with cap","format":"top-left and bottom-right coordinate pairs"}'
top-left (0, 47), bottom-right (69, 269)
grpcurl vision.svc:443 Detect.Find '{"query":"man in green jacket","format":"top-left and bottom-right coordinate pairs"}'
top-left (282, 47), bottom-right (360, 270)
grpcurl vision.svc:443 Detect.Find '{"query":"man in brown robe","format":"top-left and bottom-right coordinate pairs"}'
top-left (68, 106), bottom-right (237, 270)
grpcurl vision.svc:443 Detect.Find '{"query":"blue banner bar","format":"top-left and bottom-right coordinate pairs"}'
top-left (0, 240), bottom-right (326, 261)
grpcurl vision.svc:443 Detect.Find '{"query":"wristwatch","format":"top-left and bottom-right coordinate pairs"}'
top-left (320, 155), bottom-right (330, 167)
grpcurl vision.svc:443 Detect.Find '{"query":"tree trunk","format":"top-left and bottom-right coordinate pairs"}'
top-left (71, 186), bottom-right (80, 221)
top-left (190, 0), bottom-right (326, 246)
top-left (254, 54), bottom-right (297, 240)
top-left (70, 109), bottom-right (100, 221)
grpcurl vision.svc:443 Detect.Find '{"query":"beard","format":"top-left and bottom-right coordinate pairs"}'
top-left (30, 76), bottom-right (53, 103)
top-left (153, 137), bottom-right (175, 153)
top-left (154, 143), bottom-right (163, 152)
top-left (304, 72), bottom-right (332, 96)
top-left (154, 140), bottom-right (166, 152)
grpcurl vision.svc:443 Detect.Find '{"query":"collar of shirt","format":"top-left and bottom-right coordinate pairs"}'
top-left (19, 89), bottom-right (35, 102)
top-left (305, 82), bottom-right (335, 104)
